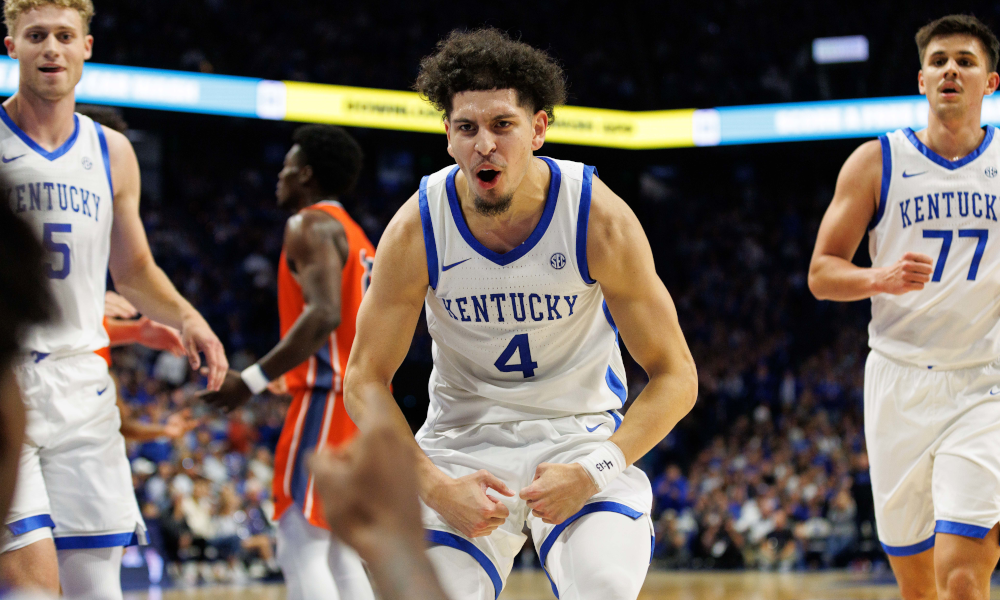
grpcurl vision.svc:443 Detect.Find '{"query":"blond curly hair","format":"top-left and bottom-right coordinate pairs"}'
top-left (4, 0), bottom-right (94, 36)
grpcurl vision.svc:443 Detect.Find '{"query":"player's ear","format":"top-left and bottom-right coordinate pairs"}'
top-left (986, 71), bottom-right (1000, 95)
top-left (530, 109), bottom-right (547, 152)
top-left (298, 164), bottom-right (314, 186)
top-left (444, 118), bottom-right (455, 159)
top-left (917, 69), bottom-right (926, 95)
top-left (4, 37), bottom-right (16, 59)
top-left (83, 34), bottom-right (93, 60)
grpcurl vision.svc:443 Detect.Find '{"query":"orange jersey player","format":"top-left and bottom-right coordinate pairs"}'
top-left (198, 125), bottom-right (376, 600)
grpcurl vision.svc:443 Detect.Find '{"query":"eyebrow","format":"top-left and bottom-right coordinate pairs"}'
top-left (451, 113), bottom-right (520, 124)
top-left (928, 50), bottom-right (978, 57)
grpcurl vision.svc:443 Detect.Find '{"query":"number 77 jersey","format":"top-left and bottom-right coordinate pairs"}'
top-left (417, 158), bottom-right (627, 431)
top-left (868, 127), bottom-right (1000, 370)
top-left (1, 110), bottom-right (114, 361)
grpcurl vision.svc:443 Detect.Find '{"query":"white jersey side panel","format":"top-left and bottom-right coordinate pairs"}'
top-left (868, 127), bottom-right (1000, 369)
top-left (417, 157), bottom-right (626, 430)
top-left (2, 110), bottom-right (114, 361)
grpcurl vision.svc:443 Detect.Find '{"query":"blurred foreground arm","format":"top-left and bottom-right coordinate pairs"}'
top-left (310, 409), bottom-right (447, 600)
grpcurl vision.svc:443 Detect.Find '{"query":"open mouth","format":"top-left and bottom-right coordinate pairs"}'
top-left (476, 169), bottom-right (500, 183)
top-left (39, 66), bottom-right (63, 74)
top-left (940, 83), bottom-right (960, 95)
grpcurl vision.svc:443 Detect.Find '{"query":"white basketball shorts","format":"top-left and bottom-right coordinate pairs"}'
top-left (417, 411), bottom-right (653, 599)
top-left (864, 351), bottom-right (1000, 556)
top-left (2, 353), bottom-right (146, 553)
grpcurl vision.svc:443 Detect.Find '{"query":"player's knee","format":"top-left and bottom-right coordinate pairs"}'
top-left (939, 565), bottom-right (987, 600)
top-left (898, 581), bottom-right (937, 600)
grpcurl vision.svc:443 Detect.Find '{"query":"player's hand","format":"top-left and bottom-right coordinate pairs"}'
top-left (104, 291), bottom-right (139, 319)
top-left (875, 252), bottom-right (934, 295)
top-left (426, 470), bottom-right (514, 538)
top-left (136, 317), bottom-right (186, 356)
top-left (309, 419), bottom-right (426, 562)
top-left (180, 312), bottom-right (228, 390)
top-left (519, 462), bottom-right (599, 525)
top-left (162, 408), bottom-right (200, 438)
top-left (195, 369), bottom-right (251, 413)
top-left (267, 375), bottom-right (289, 396)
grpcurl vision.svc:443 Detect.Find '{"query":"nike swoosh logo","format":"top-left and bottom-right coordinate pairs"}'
top-left (31, 351), bottom-right (49, 364)
top-left (1, 154), bottom-right (25, 163)
top-left (902, 171), bottom-right (927, 178)
top-left (97, 385), bottom-right (109, 396)
top-left (442, 258), bottom-right (471, 271)
top-left (990, 386), bottom-right (1000, 396)
top-left (586, 424), bottom-right (604, 433)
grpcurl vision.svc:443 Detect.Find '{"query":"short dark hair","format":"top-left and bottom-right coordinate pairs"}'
top-left (0, 202), bottom-right (54, 365)
top-left (916, 14), bottom-right (1000, 71)
top-left (414, 28), bottom-right (568, 122)
top-left (291, 125), bottom-right (364, 197)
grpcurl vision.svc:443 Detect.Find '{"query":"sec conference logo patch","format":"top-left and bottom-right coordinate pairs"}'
top-left (550, 253), bottom-right (566, 270)
top-left (986, 166), bottom-right (997, 178)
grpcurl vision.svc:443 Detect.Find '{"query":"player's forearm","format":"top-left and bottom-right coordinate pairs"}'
top-left (345, 377), bottom-right (448, 501)
top-left (112, 260), bottom-right (199, 330)
top-left (119, 418), bottom-right (167, 442)
top-left (255, 305), bottom-right (340, 380)
top-left (808, 255), bottom-right (883, 301)
top-left (609, 367), bottom-right (697, 466)
top-left (365, 539), bottom-right (449, 600)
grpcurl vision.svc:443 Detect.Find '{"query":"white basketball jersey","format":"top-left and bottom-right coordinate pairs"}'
top-left (417, 157), bottom-right (627, 430)
top-left (2, 108), bottom-right (114, 361)
top-left (868, 127), bottom-right (1000, 369)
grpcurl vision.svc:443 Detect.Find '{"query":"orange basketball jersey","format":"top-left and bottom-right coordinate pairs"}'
top-left (272, 200), bottom-right (375, 528)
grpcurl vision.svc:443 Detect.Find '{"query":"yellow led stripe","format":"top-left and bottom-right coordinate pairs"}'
top-left (283, 81), bottom-right (696, 149)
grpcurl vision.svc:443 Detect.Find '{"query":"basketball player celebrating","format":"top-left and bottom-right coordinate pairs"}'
top-left (810, 14), bottom-right (1000, 600)
top-left (0, 1), bottom-right (228, 598)
top-left (199, 125), bottom-right (376, 600)
top-left (343, 29), bottom-right (697, 600)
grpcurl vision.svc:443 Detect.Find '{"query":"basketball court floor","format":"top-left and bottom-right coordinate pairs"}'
top-left (120, 570), bottom-right (1000, 600)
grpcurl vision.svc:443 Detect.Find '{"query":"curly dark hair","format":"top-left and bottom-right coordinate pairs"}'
top-left (916, 14), bottom-right (999, 71)
top-left (291, 124), bottom-right (364, 197)
top-left (0, 201), bottom-right (54, 365)
top-left (414, 28), bottom-right (568, 121)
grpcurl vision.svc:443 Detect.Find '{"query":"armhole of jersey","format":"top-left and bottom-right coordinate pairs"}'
top-left (95, 121), bottom-right (114, 200)
top-left (418, 176), bottom-right (439, 290)
top-left (869, 135), bottom-right (890, 231)
top-left (576, 165), bottom-right (598, 285)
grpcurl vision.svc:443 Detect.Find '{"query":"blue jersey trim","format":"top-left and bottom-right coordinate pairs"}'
top-left (576, 165), bottom-right (598, 285)
top-left (607, 410), bottom-right (623, 432)
top-left (880, 534), bottom-right (935, 556)
top-left (54, 531), bottom-right (138, 550)
top-left (935, 520), bottom-right (991, 539)
top-left (445, 157), bottom-right (561, 266)
top-left (6, 514), bottom-right (55, 536)
top-left (903, 125), bottom-right (995, 170)
top-left (425, 530), bottom-right (502, 599)
top-left (869, 135), bottom-right (891, 231)
top-left (0, 106), bottom-right (80, 162)
top-left (290, 348), bottom-right (334, 507)
top-left (602, 300), bottom-right (618, 341)
top-left (538, 501), bottom-right (642, 581)
top-left (606, 367), bottom-right (627, 405)
top-left (418, 176), bottom-right (439, 289)
top-left (94, 122), bottom-right (114, 199)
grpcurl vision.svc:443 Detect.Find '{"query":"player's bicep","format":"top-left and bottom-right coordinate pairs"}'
top-left (106, 129), bottom-right (153, 282)
top-left (812, 140), bottom-right (882, 263)
top-left (348, 197), bottom-right (429, 384)
top-left (287, 215), bottom-right (345, 313)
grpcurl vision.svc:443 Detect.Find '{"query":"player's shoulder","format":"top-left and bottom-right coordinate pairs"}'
top-left (384, 191), bottom-right (424, 245)
top-left (285, 206), bottom-right (348, 249)
top-left (842, 139), bottom-right (884, 175)
top-left (587, 173), bottom-right (639, 245)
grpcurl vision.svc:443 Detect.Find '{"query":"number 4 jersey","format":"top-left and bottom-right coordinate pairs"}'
top-left (869, 126), bottom-right (1000, 369)
top-left (1, 108), bottom-right (113, 361)
top-left (417, 157), bottom-right (627, 431)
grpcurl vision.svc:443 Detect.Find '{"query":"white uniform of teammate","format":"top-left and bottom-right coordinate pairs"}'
top-left (866, 125), bottom-right (1000, 555)
top-left (1, 107), bottom-right (146, 553)
top-left (417, 157), bottom-right (653, 599)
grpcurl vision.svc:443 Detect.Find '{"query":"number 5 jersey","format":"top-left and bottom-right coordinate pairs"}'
top-left (1, 108), bottom-right (113, 362)
top-left (417, 157), bottom-right (627, 431)
top-left (869, 126), bottom-right (1000, 370)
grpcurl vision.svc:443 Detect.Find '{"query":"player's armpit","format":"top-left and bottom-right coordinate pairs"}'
top-left (585, 177), bottom-right (698, 467)
top-left (808, 139), bottom-right (885, 301)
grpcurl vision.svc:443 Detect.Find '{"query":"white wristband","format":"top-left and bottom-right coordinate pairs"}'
top-left (240, 364), bottom-right (270, 395)
top-left (575, 441), bottom-right (626, 492)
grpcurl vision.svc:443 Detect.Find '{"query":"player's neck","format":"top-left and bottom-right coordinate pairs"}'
top-left (2, 90), bottom-right (77, 152)
top-left (293, 191), bottom-right (337, 212)
top-left (920, 109), bottom-right (986, 161)
top-left (455, 157), bottom-right (550, 253)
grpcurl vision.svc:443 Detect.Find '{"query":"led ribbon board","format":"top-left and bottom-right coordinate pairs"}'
top-left (2, 56), bottom-right (999, 148)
